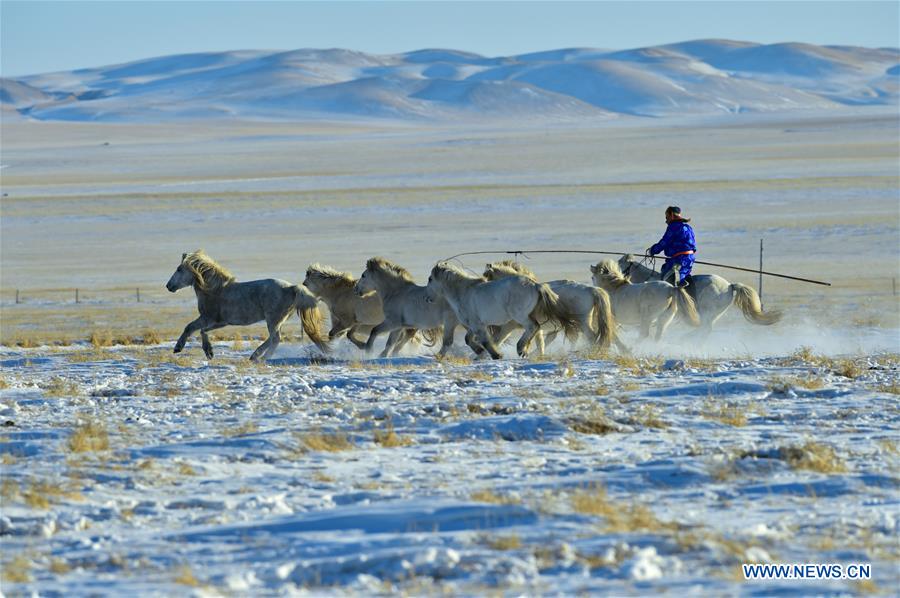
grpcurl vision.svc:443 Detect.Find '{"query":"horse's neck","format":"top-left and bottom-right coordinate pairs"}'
top-left (372, 274), bottom-right (412, 298)
top-left (316, 283), bottom-right (348, 302)
top-left (193, 278), bottom-right (229, 300)
top-left (630, 263), bottom-right (659, 282)
top-left (444, 274), bottom-right (480, 298)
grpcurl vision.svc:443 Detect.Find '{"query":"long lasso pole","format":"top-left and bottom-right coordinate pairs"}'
top-left (442, 249), bottom-right (832, 287)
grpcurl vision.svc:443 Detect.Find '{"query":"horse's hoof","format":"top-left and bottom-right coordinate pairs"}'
top-left (173, 347), bottom-right (182, 354)
top-left (204, 349), bottom-right (214, 359)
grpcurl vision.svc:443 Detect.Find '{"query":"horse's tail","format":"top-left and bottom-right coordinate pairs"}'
top-left (293, 285), bottom-right (331, 353)
top-left (532, 284), bottom-right (580, 342)
top-left (420, 328), bottom-right (441, 347)
top-left (731, 283), bottom-right (782, 325)
top-left (589, 286), bottom-right (615, 350)
top-left (673, 285), bottom-right (701, 326)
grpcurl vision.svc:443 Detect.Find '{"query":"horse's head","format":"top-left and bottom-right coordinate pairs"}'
top-left (166, 253), bottom-right (195, 293)
top-left (425, 263), bottom-right (448, 303)
top-left (354, 266), bottom-right (376, 297)
top-left (483, 263), bottom-right (498, 281)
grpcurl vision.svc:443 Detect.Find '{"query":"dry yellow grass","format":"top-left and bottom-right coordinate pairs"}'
top-left (300, 431), bottom-right (354, 452)
top-left (48, 558), bottom-right (72, 575)
top-left (0, 377), bottom-right (8, 390)
top-left (222, 422), bottom-right (258, 437)
top-left (20, 478), bottom-right (82, 509)
top-left (832, 359), bottom-right (865, 379)
top-left (613, 355), bottom-right (662, 375)
top-left (172, 564), bottom-right (203, 587)
top-left (632, 404), bottom-right (668, 429)
top-left (569, 407), bottom-right (620, 435)
top-left (702, 400), bottom-right (748, 427)
top-left (68, 421), bottom-right (110, 452)
top-left (876, 381), bottom-right (900, 395)
top-left (1, 554), bottom-right (32, 583)
top-left (767, 374), bottom-right (824, 393)
top-left (311, 471), bottom-right (335, 483)
top-left (482, 534), bottom-right (522, 550)
top-left (436, 354), bottom-right (472, 366)
top-left (570, 484), bottom-right (674, 533)
top-left (373, 423), bottom-right (413, 448)
top-left (782, 441), bottom-right (848, 474)
top-left (41, 377), bottom-right (81, 398)
top-left (470, 489), bottom-right (521, 505)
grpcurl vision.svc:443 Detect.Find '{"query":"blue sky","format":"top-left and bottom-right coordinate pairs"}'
top-left (2, 1), bottom-right (898, 76)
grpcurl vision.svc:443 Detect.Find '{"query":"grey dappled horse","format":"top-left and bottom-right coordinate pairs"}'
top-left (166, 251), bottom-right (330, 361)
top-left (618, 254), bottom-right (781, 336)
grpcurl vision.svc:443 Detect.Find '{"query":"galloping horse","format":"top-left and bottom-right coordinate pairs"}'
top-left (591, 259), bottom-right (700, 342)
top-left (618, 254), bottom-right (781, 335)
top-left (303, 263), bottom-right (384, 349)
top-left (483, 260), bottom-right (618, 352)
top-left (166, 251), bottom-right (330, 361)
top-left (354, 257), bottom-right (459, 358)
top-left (427, 261), bottom-right (579, 359)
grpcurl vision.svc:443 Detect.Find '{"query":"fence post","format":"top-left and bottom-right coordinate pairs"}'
top-left (75, 288), bottom-right (79, 304)
top-left (136, 287), bottom-right (141, 303)
top-left (758, 239), bottom-right (764, 306)
top-left (894, 278), bottom-right (897, 297)
top-left (15, 290), bottom-right (20, 304)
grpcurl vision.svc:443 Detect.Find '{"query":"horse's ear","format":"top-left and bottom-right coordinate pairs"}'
top-left (181, 253), bottom-right (187, 260)
top-left (590, 264), bottom-right (597, 273)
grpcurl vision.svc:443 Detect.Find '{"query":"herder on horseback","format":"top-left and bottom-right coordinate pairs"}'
top-left (647, 206), bottom-right (696, 288)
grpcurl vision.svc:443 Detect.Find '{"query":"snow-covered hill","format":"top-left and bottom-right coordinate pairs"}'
top-left (2, 40), bottom-right (897, 122)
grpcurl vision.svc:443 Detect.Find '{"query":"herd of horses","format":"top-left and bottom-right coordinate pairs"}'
top-left (166, 251), bottom-right (782, 361)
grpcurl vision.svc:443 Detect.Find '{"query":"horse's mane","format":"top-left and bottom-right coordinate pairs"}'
top-left (486, 260), bottom-right (537, 281)
top-left (594, 259), bottom-right (631, 288)
top-left (306, 263), bottom-right (356, 289)
top-left (433, 261), bottom-right (482, 282)
top-left (366, 257), bottom-right (415, 283)
top-left (183, 250), bottom-right (235, 292)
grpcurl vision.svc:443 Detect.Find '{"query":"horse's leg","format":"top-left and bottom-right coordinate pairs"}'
top-left (516, 319), bottom-right (541, 358)
top-left (638, 308), bottom-right (652, 341)
top-left (436, 324), bottom-right (456, 357)
top-left (346, 325), bottom-right (369, 349)
top-left (364, 321), bottom-right (391, 353)
top-left (249, 336), bottom-right (272, 362)
top-left (380, 328), bottom-right (408, 358)
top-left (492, 322), bottom-right (519, 346)
top-left (464, 330), bottom-right (486, 357)
top-left (328, 320), bottom-right (350, 340)
top-left (387, 328), bottom-right (417, 357)
top-left (200, 323), bottom-right (228, 359)
top-left (259, 315), bottom-right (292, 361)
top-left (655, 302), bottom-right (678, 342)
top-left (174, 317), bottom-right (204, 353)
top-left (479, 328), bottom-right (503, 360)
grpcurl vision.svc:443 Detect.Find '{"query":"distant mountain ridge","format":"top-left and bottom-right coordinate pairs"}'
top-left (2, 40), bottom-right (897, 122)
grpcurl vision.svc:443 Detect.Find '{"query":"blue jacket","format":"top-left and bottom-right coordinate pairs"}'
top-left (650, 219), bottom-right (696, 257)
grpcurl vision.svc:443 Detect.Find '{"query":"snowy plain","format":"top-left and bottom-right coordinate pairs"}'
top-left (1, 322), bottom-right (898, 596)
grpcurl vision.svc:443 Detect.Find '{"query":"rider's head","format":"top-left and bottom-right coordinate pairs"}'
top-left (665, 206), bottom-right (689, 223)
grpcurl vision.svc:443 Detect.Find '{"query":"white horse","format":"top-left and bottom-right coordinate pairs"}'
top-left (618, 254), bottom-right (781, 335)
top-left (354, 257), bottom-right (459, 358)
top-left (591, 259), bottom-right (700, 342)
top-left (166, 251), bottom-right (329, 361)
top-left (303, 263), bottom-right (384, 349)
top-left (482, 260), bottom-right (619, 352)
top-left (426, 261), bottom-right (578, 359)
